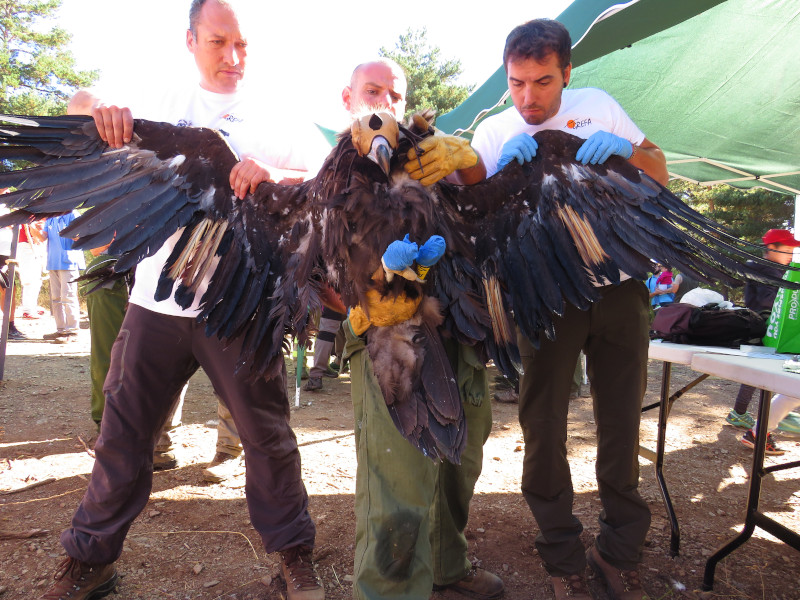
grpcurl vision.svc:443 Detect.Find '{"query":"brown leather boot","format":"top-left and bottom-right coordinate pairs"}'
top-left (433, 567), bottom-right (505, 599)
top-left (281, 545), bottom-right (324, 600)
top-left (39, 556), bottom-right (118, 600)
top-left (550, 574), bottom-right (591, 600)
top-left (586, 545), bottom-right (643, 600)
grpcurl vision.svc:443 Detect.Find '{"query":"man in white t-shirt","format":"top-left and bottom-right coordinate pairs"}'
top-left (470, 19), bottom-right (668, 600)
top-left (40, 2), bottom-right (328, 599)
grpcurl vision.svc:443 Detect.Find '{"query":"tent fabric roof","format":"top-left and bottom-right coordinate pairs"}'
top-left (568, 0), bottom-right (800, 195)
top-left (435, 0), bottom-right (723, 137)
top-left (436, 0), bottom-right (800, 195)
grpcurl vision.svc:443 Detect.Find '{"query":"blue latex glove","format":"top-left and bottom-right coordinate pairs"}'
top-left (417, 235), bottom-right (446, 267)
top-left (575, 131), bottom-right (633, 165)
top-left (382, 234), bottom-right (419, 272)
top-left (496, 133), bottom-right (538, 171)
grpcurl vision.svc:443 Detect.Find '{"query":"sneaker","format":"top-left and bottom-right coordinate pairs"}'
top-left (550, 574), bottom-right (591, 600)
top-left (726, 409), bottom-right (755, 429)
top-left (202, 452), bottom-right (244, 483)
top-left (153, 449), bottom-right (178, 470)
top-left (39, 556), bottom-right (118, 600)
top-left (740, 428), bottom-right (784, 456)
top-left (21, 310), bottom-right (43, 319)
top-left (777, 412), bottom-right (800, 436)
top-left (280, 545), bottom-right (324, 600)
top-left (303, 377), bottom-right (323, 392)
top-left (7, 324), bottom-right (28, 341)
top-left (587, 545), bottom-right (643, 600)
top-left (433, 567), bottom-right (504, 600)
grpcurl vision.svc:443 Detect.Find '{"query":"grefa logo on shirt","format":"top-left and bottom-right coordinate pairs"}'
top-left (566, 117), bottom-right (592, 129)
top-left (222, 113), bottom-right (243, 123)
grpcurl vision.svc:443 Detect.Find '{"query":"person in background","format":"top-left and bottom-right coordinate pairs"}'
top-left (16, 219), bottom-right (46, 321)
top-left (303, 307), bottom-right (345, 391)
top-left (726, 228), bottom-right (800, 436)
top-left (645, 262), bottom-right (675, 309)
top-left (470, 18), bottom-right (668, 600)
top-left (739, 392), bottom-right (800, 456)
top-left (341, 58), bottom-right (504, 600)
top-left (42, 211), bottom-right (85, 343)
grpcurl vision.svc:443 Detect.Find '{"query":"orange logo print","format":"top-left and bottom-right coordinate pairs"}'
top-left (567, 119), bottom-right (576, 129)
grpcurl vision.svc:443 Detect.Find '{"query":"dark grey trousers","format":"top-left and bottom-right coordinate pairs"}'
top-left (62, 304), bottom-right (315, 565)
top-left (518, 278), bottom-right (651, 576)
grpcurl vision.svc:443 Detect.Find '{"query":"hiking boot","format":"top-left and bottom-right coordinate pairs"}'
top-left (280, 545), bottom-right (324, 600)
top-left (321, 365), bottom-right (339, 378)
top-left (303, 377), bottom-right (323, 392)
top-left (740, 428), bottom-right (784, 456)
top-left (550, 574), bottom-right (591, 600)
top-left (202, 451), bottom-right (244, 483)
top-left (54, 332), bottom-right (78, 344)
top-left (39, 556), bottom-right (118, 600)
top-left (726, 409), bottom-right (755, 429)
top-left (433, 567), bottom-right (504, 599)
top-left (587, 545), bottom-right (643, 600)
top-left (43, 331), bottom-right (69, 341)
top-left (777, 412), bottom-right (800, 436)
top-left (492, 389), bottom-right (518, 404)
top-left (153, 449), bottom-right (178, 470)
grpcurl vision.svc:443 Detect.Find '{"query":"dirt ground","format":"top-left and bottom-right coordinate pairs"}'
top-left (1, 313), bottom-right (799, 600)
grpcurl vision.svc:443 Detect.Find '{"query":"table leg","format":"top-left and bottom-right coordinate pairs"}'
top-left (703, 388), bottom-right (771, 590)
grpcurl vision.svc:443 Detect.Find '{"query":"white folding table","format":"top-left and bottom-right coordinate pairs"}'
top-left (688, 353), bottom-right (800, 590)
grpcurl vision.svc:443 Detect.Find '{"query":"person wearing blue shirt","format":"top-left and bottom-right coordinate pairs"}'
top-left (43, 211), bottom-right (85, 341)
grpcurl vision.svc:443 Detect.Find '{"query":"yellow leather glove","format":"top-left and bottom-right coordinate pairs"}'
top-left (348, 288), bottom-right (422, 336)
top-left (405, 134), bottom-right (478, 185)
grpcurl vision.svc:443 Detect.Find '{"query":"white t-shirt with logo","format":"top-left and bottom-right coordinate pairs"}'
top-left (128, 85), bottom-right (330, 317)
top-left (472, 87), bottom-right (645, 178)
top-left (472, 87), bottom-right (645, 285)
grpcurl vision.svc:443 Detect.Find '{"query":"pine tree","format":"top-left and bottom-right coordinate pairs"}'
top-left (0, 0), bottom-right (98, 115)
top-left (380, 28), bottom-right (473, 119)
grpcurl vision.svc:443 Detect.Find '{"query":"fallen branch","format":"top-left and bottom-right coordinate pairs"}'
top-left (0, 528), bottom-right (49, 540)
top-left (77, 435), bottom-right (96, 458)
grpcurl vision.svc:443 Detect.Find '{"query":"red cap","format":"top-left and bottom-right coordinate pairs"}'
top-left (762, 229), bottom-right (800, 246)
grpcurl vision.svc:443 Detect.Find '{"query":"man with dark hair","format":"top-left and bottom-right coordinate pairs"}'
top-left (38, 2), bottom-right (328, 599)
top-left (470, 18), bottom-right (668, 600)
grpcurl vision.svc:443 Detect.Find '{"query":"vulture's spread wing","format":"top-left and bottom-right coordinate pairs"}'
top-left (0, 114), bottom-right (321, 381)
top-left (432, 129), bottom-right (799, 359)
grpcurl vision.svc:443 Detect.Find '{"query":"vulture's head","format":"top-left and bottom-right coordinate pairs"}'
top-left (350, 111), bottom-right (399, 176)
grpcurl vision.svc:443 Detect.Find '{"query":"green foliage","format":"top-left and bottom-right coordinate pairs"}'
top-left (667, 180), bottom-right (794, 244)
top-left (666, 181), bottom-right (795, 303)
top-left (379, 27), bottom-right (473, 120)
top-left (0, 0), bottom-right (98, 116)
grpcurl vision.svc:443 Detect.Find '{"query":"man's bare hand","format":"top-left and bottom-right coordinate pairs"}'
top-left (92, 104), bottom-right (134, 149)
top-left (230, 157), bottom-right (274, 199)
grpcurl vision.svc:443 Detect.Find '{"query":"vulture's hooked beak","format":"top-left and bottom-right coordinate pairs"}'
top-left (369, 136), bottom-right (393, 176)
top-left (351, 111), bottom-right (399, 177)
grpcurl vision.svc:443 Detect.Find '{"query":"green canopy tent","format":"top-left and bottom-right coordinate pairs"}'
top-left (436, 0), bottom-right (800, 199)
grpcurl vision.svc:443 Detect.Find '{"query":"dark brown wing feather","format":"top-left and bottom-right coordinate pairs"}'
top-left (433, 128), bottom-right (800, 352)
top-left (0, 114), bottom-right (324, 382)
